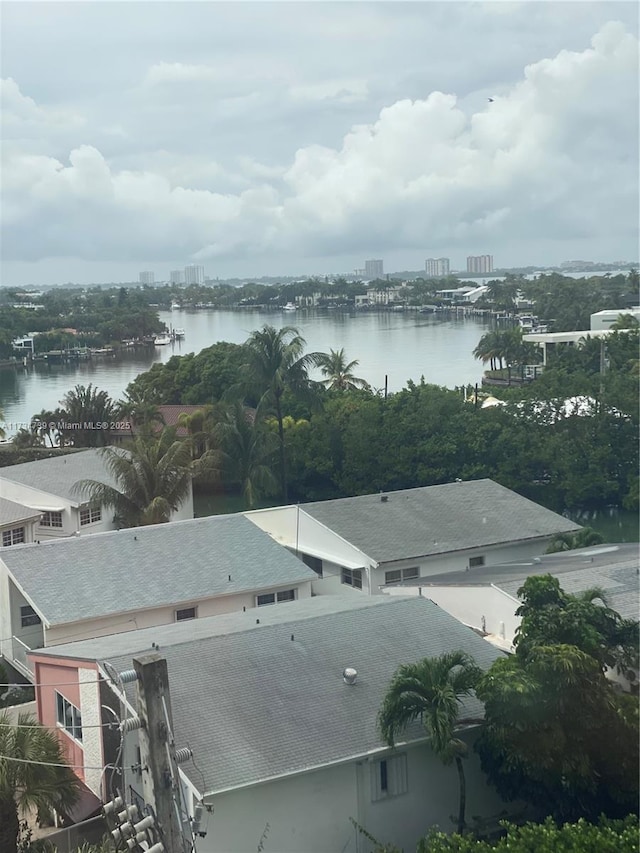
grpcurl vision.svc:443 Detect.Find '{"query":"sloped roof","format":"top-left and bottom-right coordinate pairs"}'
top-left (0, 497), bottom-right (41, 527)
top-left (0, 449), bottom-right (117, 504)
top-left (37, 595), bottom-right (503, 794)
top-left (301, 480), bottom-right (580, 564)
top-left (411, 543), bottom-right (639, 622)
top-left (2, 514), bottom-right (316, 627)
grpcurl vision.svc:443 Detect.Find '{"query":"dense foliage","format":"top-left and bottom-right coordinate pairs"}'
top-left (416, 815), bottom-right (639, 853)
top-left (475, 575), bottom-right (639, 822)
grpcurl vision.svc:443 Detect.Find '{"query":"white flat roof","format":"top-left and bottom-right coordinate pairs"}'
top-left (523, 329), bottom-right (612, 344)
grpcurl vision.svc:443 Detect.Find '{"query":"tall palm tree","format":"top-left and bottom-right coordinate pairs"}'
top-left (0, 712), bottom-right (79, 853)
top-left (216, 402), bottom-right (279, 508)
top-left (378, 651), bottom-right (482, 834)
top-left (316, 348), bottom-right (371, 391)
top-left (75, 427), bottom-right (210, 526)
top-left (242, 325), bottom-right (323, 501)
top-left (60, 384), bottom-right (116, 447)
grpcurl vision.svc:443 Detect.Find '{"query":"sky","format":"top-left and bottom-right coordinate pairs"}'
top-left (1, 1), bottom-right (639, 286)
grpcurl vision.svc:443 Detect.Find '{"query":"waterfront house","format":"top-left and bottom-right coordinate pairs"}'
top-left (28, 595), bottom-right (512, 852)
top-left (0, 514), bottom-right (317, 680)
top-left (0, 448), bottom-right (194, 540)
top-left (246, 479), bottom-right (582, 596)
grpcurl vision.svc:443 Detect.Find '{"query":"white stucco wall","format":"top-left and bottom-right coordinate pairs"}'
top-left (372, 539), bottom-right (553, 593)
top-left (384, 586), bottom-right (520, 646)
top-left (192, 737), bottom-right (511, 853)
top-left (78, 667), bottom-right (104, 796)
top-left (44, 580), bottom-right (313, 646)
top-left (246, 507), bottom-right (372, 570)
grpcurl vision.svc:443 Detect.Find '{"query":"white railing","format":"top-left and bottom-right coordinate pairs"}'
top-left (11, 636), bottom-right (34, 679)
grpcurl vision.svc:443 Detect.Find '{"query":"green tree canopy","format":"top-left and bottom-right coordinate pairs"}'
top-left (0, 713), bottom-right (80, 853)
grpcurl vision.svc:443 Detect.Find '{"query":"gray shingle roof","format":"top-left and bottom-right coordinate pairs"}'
top-left (0, 449), bottom-right (117, 504)
top-left (497, 550), bottom-right (639, 621)
top-left (302, 479), bottom-right (581, 564)
top-left (40, 596), bottom-right (504, 794)
top-left (0, 497), bottom-right (41, 526)
top-left (2, 515), bottom-right (317, 626)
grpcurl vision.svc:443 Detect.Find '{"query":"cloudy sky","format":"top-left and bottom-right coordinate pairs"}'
top-left (1, 1), bottom-right (638, 285)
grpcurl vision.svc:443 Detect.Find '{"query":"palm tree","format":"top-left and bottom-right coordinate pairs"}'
top-left (117, 387), bottom-right (164, 435)
top-left (378, 651), bottom-right (482, 834)
top-left (60, 384), bottom-right (116, 447)
top-left (316, 348), bottom-right (371, 391)
top-left (0, 712), bottom-right (79, 853)
top-left (74, 427), bottom-right (211, 526)
top-left (216, 402), bottom-right (279, 508)
top-left (241, 325), bottom-right (323, 501)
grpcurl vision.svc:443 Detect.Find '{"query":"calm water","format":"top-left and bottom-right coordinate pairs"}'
top-left (0, 308), bottom-right (489, 433)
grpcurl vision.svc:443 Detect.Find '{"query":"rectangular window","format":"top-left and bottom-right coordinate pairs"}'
top-left (371, 753), bottom-right (408, 802)
top-left (341, 568), bottom-right (363, 590)
top-left (80, 505), bottom-right (101, 526)
top-left (384, 566), bottom-right (419, 585)
top-left (175, 607), bottom-right (196, 621)
top-left (2, 527), bottom-right (25, 547)
top-left (20, 604), bottom-right (41, 628)
top-left (40, 511), bottom-right (63, 528)
top-left (257, 589), bottom-right (297, 606)
top-left (56, 692), bottom-right (82, 742)
top-left (469, 556), bottom-right (485, 568)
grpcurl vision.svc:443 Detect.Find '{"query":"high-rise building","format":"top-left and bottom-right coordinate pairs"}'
top-left (139, 271), bottom-right (155, 285)
top-left (184, 264), bottom-right (205, 285)
top-left (170, 270), bottom-right (183, 285)
top-left (425, 258), bottom-right (450, 277)
top-left (466, 255), bottom-right (494, 274)
top-left (364, 259), bottom-right (384, 279)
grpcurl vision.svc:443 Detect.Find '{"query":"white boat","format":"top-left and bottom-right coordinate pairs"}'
top-left (171, 301), bottom-right (180, 310)
top-left (173, 328), bottom-right (185, 339)
top-left (283, 302), bottom-right (297, 311)
top-left (154, 334), bottom-right (171, 346)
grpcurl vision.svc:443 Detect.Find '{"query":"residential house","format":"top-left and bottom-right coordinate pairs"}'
top-left (246, 479), bottom-right (582, 596)
top-left (382, 542), bottom-right (639, 672)
top-left (110, 404), bottom-right (209, 443)
top-left (0, 497), bottom-right (40, 549)
top-left (0, 448), bottom-right (194, 540)
top-left (0, 514), bottom-right (317, 679)
top-left (29, 595), bottom-right (513, 853)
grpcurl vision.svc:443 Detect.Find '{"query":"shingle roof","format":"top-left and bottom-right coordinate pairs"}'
top-left (410, 543), bottom-right (639, 621)
top-left (40, 596), bottom-right (504, 794)
top-left (0, 497), bottom-right (41, 526)
top-left (2, 514), bottom-right (317, 626)
top-left (497, 549), bottom-right (639, 621)
top-left (302, 479), bottom-right (581, 564)
top-left (0, 449), bottom-right (118, 504)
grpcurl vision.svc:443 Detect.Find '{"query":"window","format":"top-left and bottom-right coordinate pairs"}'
top-left (20, 605), bottom-right (41, 628)
top-left (40, 511), bottom-right (63, 528)
top-left (384, 566), bottom-right (419, 585)
top-left (2, 527), bottom-right (25, 547)
top-left (469, 556), bottom-right (485, 568)
top-left (56, 692), bottom-right (82, 742)
top-left (371, 754), bottom-right (408, 801)
top-left (341, 568), bottom-right (363, 590)
top-left (257, 589), bottom-right (297, 606)
top-left (175, 607), bottom-right (196, 621)
top-left (80, 505), bottom-right (101, 526)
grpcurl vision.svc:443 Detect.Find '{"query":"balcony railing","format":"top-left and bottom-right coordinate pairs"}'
top-left (11, 636), bottom-right (34, 680)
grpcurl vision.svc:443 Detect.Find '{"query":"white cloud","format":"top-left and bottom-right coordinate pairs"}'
top-left (0, 77), bottom-right (85, 136)
top-left (1, 17), bottom-right (638, 278)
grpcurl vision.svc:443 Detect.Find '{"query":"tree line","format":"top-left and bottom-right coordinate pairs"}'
top-left (14, 319), bottom-right (639, 518)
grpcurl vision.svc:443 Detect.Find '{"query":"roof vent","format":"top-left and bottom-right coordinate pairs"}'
top-left (343, 667), bottom-right (357, 685)
top-left (380, 495), bottom-right (388, 503)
